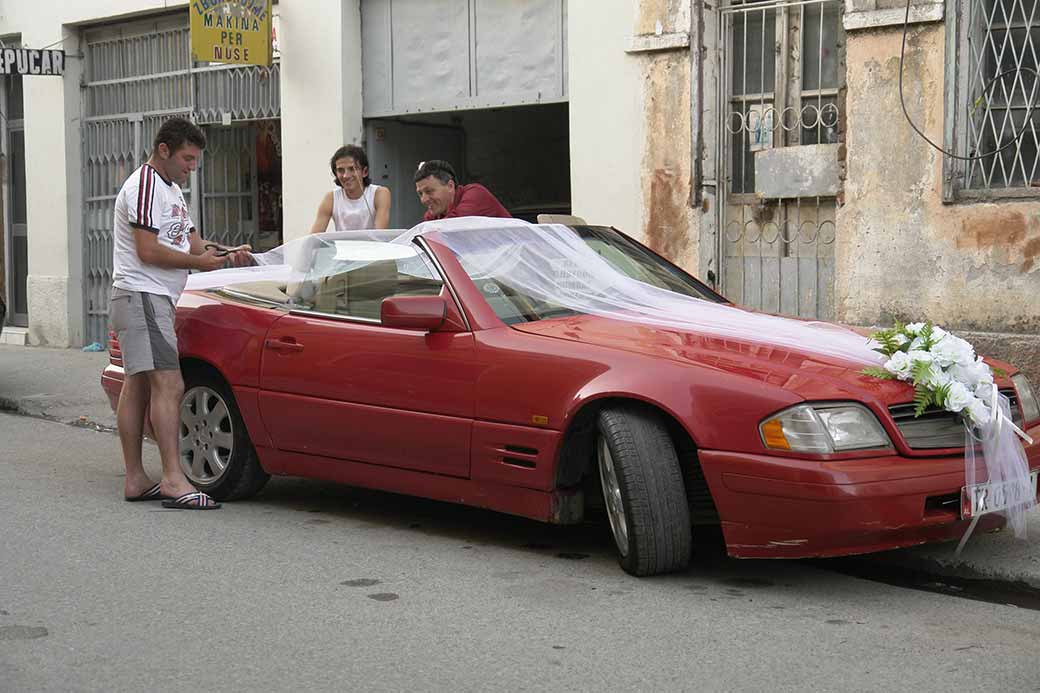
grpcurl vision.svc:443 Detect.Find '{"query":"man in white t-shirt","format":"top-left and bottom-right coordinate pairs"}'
top-left (310, 144), bottom-right (392, 232)
top-left (110, 116), bottom-right (251, 511)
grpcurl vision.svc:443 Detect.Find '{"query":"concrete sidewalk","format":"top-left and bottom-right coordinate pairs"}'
top-left (1, 342), bottom-right (1039, 589)
top-left (0, 344), bottom-right (115, 431)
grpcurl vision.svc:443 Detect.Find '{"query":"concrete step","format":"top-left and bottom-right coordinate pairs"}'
top-left (0, 326), bottom-right (28, 346)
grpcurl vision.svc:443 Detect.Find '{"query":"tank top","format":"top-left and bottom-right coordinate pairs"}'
top-left (331, 184), bottom-right (382, 231)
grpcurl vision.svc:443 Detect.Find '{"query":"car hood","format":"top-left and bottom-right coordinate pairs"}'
top-left (511, 311), bottom-right (915, 405)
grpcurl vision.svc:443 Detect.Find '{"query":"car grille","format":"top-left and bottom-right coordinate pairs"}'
top-left (889, 389), bottom-right (1023, 450)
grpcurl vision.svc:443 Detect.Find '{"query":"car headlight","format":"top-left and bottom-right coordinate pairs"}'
top-left (1012, 373), bottom-right (1040, 423)
top-left (760, 403), bottom-right (891, 453)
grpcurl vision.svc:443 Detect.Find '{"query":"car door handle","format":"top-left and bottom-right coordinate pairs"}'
top-left (264, 338), bottom-right (305, 353)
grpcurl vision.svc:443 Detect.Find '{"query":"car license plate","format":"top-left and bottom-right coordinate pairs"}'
top-left (961, 470), bottom-right (1039, 520)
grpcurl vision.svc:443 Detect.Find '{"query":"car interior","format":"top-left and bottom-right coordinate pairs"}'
top-left (221, 258), bottom-right (443, 323)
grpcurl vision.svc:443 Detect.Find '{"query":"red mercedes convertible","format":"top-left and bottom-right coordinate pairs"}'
top-left (102, 221), bottom-right (1040, 576)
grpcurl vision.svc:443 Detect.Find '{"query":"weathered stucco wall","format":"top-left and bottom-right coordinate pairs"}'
top-left (839, 22), bottom-right (1040, 381)
top-left (640, 51), bottom-right (698, 271)
top-left (635, 0), bottom-right (690, 35)
top-left (633, 0), bottom-right (699, 272)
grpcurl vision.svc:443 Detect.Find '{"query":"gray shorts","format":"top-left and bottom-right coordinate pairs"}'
top-left (109, 288), bottom-right (179, 376)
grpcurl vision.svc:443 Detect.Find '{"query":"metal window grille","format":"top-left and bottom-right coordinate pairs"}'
top-left (80, 15), bottom-right (281, 344)
top-left (947, 0), bottom-right (1040, 196)
top-left (727, 0), bottom-right (842, 193)
top-left (717, 0), bottom-right (844, 321)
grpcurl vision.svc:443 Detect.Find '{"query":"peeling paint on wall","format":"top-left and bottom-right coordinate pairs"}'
top-left (957, 211), bottom-right (1027, 250)
top-left (635, 0), bottom-right (689, 36)
top-left (640, 50), bottom-right (698, 271)
top-left (1023, 238), bottom-right (1040, 273)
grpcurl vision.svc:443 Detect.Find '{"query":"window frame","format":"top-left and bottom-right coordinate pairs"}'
top-left (943, 0), bottom-right (1040, 200)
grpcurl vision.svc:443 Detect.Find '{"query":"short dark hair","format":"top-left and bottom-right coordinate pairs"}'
top-left (414, 159), bottom-right (457, 185)
top-left (153, 116), bottom-right (206, 155)
top-left (330, 145), bottom-right (371, 187)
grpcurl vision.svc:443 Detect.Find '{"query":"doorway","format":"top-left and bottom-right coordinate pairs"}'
top-left (2, 72), bottom-right (26, 327)
top-left (200, 120), bottom-right (283, 252)
top-left (366, 103), bottom-right (571, 229)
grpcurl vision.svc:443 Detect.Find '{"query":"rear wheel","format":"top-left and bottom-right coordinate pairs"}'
top-left (597, 405), bottom-right (692, 576)
top-left (179, 371), bottom-right (269, 501)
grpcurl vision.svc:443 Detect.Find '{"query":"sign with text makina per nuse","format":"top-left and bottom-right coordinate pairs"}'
top-left (190, 0), bottom-right (272, 66)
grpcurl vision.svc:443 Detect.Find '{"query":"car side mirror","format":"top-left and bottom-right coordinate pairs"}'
top-left (380, 295), bottom-right (447, 331)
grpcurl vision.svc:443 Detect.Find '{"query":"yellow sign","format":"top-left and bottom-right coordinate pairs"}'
top-left (191, 0), bottom-right (272, 66)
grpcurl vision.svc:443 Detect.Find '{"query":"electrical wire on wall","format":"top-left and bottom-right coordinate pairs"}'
top-left (898, 0), bottom-right (1039, 161)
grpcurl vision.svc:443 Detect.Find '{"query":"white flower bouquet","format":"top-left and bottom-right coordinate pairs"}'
top-left (863, 322), bottom-right (1003, 426)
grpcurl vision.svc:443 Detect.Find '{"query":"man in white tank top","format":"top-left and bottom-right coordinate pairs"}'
top-left (310, 145), bottom-right (392, 233)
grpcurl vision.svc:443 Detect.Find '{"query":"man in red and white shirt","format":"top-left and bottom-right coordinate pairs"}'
top-left (110, 117), bottom-right (250, 510)
top-left (414, 159), bottom-right (512, 221)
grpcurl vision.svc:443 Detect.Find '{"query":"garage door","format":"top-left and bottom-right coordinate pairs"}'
top-left (361, 0), bottom-right (568, 117)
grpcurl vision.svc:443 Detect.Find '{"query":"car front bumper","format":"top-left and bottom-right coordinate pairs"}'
top-left (699, 424), bottom-right (1040, 559)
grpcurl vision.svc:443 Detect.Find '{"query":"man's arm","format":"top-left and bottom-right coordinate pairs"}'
top-left (373, 186), bottom-right (392, 229)
top-left (135, 229), bottom-right (225, 271)
top-left (310, 191), bottom-right (334, 233)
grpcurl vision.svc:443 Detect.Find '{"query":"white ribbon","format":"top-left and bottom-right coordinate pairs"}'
top-left (985, 385), bottom-right (1034, 445)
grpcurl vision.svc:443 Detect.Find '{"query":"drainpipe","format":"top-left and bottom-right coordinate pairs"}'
top-left (690, 0), bottom-right (703, 208)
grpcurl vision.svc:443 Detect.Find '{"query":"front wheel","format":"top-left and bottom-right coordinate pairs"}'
top-left (597, 406), bottom-right (692, 576)
top-left (179, 371), bottom-right (269, 501)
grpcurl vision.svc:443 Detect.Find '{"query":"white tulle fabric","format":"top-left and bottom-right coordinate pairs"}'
top-left (404, 218), bottom-right (883, 365)
top-left (187, 219), bottom-right (884, 367)
top-left (958, 389), bottom-right (1036, 551)
top-left (185, 229), bottom-right (411, 292)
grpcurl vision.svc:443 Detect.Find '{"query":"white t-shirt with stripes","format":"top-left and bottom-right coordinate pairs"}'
top-left (112, 163), bottom-right (196, 302)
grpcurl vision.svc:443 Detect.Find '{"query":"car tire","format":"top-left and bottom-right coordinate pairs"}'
top-left (179, 370), bottom-right (269, 501)
top-left (597, 405), bottom-right (692, 576)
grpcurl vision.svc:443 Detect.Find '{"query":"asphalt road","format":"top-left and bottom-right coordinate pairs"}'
top-left (2, 412), bottom-right (1039, 692)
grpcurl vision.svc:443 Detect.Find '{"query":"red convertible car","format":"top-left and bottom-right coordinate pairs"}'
top-left (102, 221), bottom-right (1040, 576)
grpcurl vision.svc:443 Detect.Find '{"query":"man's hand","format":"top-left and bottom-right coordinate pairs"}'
top-left (194, 247), bottom-right (228, 272)
top-left (225, 245), bottom-right (255, 267)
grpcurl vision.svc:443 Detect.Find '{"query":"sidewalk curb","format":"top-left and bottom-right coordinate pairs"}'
top-left (860, 548), bottom-right (1040, 593)
top-left (0, 395), bottom-right (118, 434)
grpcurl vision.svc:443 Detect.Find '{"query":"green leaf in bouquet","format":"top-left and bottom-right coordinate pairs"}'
top-left (911, 360), bottom-right (932, 384)
top-left (862, 366), bottom-right (896, 380)
top-left (912, 384), bottom-right (934, 417)
top-left (918, 322), bottom-right (935, 350)
top-left (868, 328), bottom-right (904, 357)
top-left (934, 382), bottom-right (952, 410)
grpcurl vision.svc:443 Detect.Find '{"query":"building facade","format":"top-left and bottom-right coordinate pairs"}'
top-left (605, 0), bottom-right (1040, 382)
top-left (1, 0), bottom-right (1037, 384)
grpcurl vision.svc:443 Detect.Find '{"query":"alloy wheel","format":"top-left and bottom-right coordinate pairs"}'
top-left (179, 385), bottom-right (235, 485)
top-left (597, 436), bottom-right (630, 557)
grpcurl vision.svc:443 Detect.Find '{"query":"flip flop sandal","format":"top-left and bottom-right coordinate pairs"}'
top-left (124, 482), bottom-right (165, 502)
top-left (161, 491), bottom-right (222, 510)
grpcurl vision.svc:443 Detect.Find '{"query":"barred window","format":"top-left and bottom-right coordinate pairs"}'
top-left (726, 0), bottom-right (842, 194)
top-left (947, 0), bottom-right (1040, 197)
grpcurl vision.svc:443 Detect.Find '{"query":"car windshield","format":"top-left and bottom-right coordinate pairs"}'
top-left (441, 224), bottom-right (723, 325)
